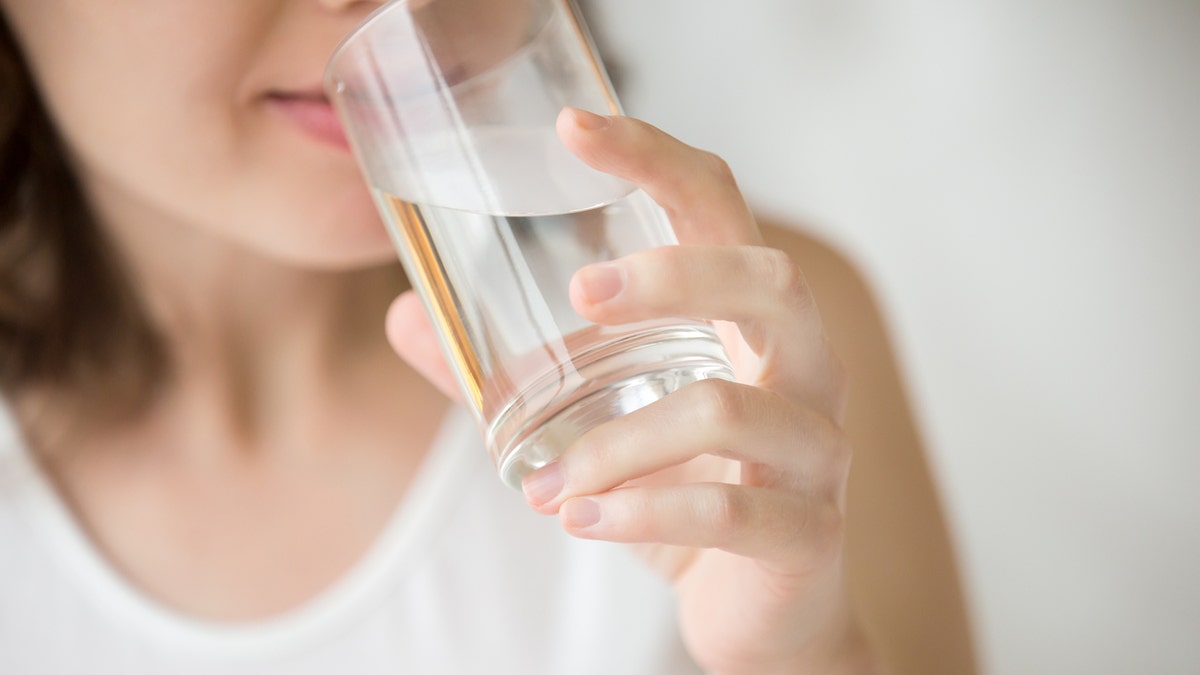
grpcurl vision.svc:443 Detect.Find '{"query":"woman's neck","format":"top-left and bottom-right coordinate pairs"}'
top-left (25, 179), bottom-right (431, 461)
top-left (17, 237), bottom-right (451, 623)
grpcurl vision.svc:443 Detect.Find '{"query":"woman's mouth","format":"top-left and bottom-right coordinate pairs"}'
top-left (264, 91), bottom-right (350, 151)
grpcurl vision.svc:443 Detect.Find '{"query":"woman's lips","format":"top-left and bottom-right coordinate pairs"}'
top-left (265, 92), bottom-right (350, 151)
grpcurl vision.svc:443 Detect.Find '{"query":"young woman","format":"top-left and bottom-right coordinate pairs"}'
top-left (0, 1), bottom-right (975, 673)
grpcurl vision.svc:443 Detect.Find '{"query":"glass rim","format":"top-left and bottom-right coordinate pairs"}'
top-left (323, 0), bottom-right (580, 99)
top-left (323, 0), bottom-right (413, 97)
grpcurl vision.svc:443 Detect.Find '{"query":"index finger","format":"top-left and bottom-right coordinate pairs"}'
top-left (556, 107), bottom-right (762, 247)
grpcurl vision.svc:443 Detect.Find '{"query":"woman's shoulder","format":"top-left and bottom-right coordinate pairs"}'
top-left (758, 216), bottom-right (979, 673)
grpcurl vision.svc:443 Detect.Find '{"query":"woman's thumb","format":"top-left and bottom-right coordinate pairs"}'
top-left (385, 291), bottom-right (463, 402)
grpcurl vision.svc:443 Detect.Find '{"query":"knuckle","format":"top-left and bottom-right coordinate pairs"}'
top-left (811, 505), bottom-right (846, 566)
top-left (708, 484), bottom-right (749, 545)
top-left (785, 496), bottom-right (845, 571)
top-left (701, 151), bottom-right (738, 189)
top-left (822, 348), bottom-right (851, 422)
top-left (572, 423), bottom-right (623, 477)
top-left (570, 435), bottom-right (605, 476)
top-left (756, 247), bottom-right (811, 306)
top-left (828, 428), bottom-right (854, 477)
top-left (691, 378), bottom-right (749, 428)
top-left (617, 493), bottom-right (656, 538)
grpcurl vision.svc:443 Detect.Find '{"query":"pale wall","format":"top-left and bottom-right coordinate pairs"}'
top-left (589, 1), bottom-right (1200, 673)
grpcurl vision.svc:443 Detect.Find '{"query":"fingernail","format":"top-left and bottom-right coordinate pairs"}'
top-left (578, 262), bottom-right (625, 304)
top-left (569, 107), bottom-right (611, 131)
top-left (523, 461), bottom-right (564, 506)
top-left (562, 498), bottom-right (601, 529)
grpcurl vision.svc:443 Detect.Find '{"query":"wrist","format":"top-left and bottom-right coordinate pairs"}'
top-left (753, 585), bottom-right (884, 675)
top-left (756, 613), bottom-right (880, 675)
top-left (802, 616), bottom-right (882, 675)
top-left (693, 564), bottom-right (885, 675)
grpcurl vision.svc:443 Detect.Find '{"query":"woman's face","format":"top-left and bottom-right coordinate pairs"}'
top-left (1, 0), bottom-right (394, 268)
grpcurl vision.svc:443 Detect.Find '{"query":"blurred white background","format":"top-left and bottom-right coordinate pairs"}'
top-left (590, 1), bottom-right (1200, 673)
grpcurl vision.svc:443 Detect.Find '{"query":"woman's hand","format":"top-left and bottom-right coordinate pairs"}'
top-left (387, 108), bottom-right (878, 674)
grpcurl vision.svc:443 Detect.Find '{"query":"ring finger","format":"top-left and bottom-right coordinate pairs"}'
top-left (523, 378), bottom-right (848, 512)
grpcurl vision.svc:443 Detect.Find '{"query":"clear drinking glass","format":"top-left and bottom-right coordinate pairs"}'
top-left (326, 0), bottom-right (734, 488)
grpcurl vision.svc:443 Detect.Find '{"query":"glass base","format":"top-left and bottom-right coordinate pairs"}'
top-left (488, 325), bottom-right (734, 490)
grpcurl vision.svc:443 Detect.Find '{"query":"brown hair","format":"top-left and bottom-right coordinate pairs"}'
top-left (0, 13), bottom-right (165, 424)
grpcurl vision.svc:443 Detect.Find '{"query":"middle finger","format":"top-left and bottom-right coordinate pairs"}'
top-left (570, 243), bottom-right (840, 408)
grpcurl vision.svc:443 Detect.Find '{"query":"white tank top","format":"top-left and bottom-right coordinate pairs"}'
top-left (0, 405), bottom-right (701, 674)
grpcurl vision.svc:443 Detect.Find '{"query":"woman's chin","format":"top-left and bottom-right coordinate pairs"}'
top-left (234, 221), bottom-right (398, 272)
top-left (269, 198), bottom-right (398, 271)
top-left (281, 238), bottom-right (399, 271)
